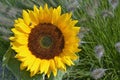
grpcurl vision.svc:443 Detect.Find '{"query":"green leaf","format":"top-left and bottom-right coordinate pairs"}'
top-left (6, 51), bottom-right (21, 80)
top-left (0, 38), bottom-right (9, 61)
top-left (2, 47), bottom-right (13, 67)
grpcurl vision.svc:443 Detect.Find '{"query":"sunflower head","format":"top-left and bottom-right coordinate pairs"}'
top-left (10, 4), bottom-right (81, 77)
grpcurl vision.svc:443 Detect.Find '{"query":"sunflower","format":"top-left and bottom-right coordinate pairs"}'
top-left (10, 4), bottom-right (81, 77)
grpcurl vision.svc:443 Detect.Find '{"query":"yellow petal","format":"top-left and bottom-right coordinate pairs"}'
top-left (40, 60), bottom-right (50, 74)
top-left (11, 28), bottom-right (28, 37)
top-left (51, 6), bottom-right (61, 24)
top-left (18, 18), bottom-right (24, 23)
top-left (15, 35), bottom-right (28, 45)
top-left (72, 27), bottom-right (80, 34)
top-left (34, 5), bottom-right (39, 16)
top-left (14, 23), bottom-right (31, 33)
top-left (61, 56), bottom-right (74, 66)
top-left (62, 50), bottom-right (79, 60)
top-left (47, 69), bottom-right (51, 78)
top-left (56, 6), bottom-right (61, 16)
top-left (20, 62), bottom-right (27, 70)
top-left (14, 19), bottom-right (19, 23)
top-left (49, 59), bottom-right (57, 76)
top-left (19, 55), bottom-right (36, 71)
top-left (29, 11), bottom-right (39, 25)
top-left (42, 4), bottom-right (52, 23)
top-left (14, 46), bottom-right (31, 56)
top-left (14, 18), bottom-right (24, 24)
top-left (30, 58), bottom-right (41, 76)
top-left (11, 41), bottom-right (23, 50)
top-left (54, 56), bottom-right (66, 71)
top-left (39, 6), bottom-right (44, 22)
top-left (9, 37), bottom-right (15, 41)
top-left (23, 10), bottom-right (31, 25)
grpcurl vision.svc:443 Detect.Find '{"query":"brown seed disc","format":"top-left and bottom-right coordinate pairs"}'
top-left (28, 23), bottom-right (64, 59)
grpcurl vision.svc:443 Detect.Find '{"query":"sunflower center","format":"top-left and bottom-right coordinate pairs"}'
top-left (40, 36), bottom-right (53, 48)
top-left (28, 23), bottom-right (64, 59)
